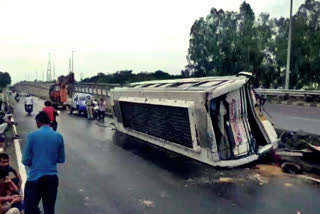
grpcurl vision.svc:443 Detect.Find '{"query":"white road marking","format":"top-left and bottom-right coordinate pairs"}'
top-left (297, 175), bottom-right (320, 183)
top-left (14, 139), bottom-right (27, 196)
top-left (11, 120), bottom-right (27, 196)
top-left (287, 116), bottom-right (320, 123)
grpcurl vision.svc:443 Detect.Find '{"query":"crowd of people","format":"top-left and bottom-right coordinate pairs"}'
top-left (86, 96), bottom-right (106, 122)
top-left (0, 153), bottom-right (23, 214)
top-left (0, 91), bottom-right (65, 214)
top-left (0, 91), bottom-right (109, 213)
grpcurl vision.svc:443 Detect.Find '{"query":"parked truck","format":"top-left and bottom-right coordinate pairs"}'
top-left (49, 73), bottom-right (75, 108)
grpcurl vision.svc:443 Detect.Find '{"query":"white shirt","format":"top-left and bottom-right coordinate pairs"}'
top-left (99, 101), bottom-right (106, 111)
top-left (24, 97), bottom-right (33, 105)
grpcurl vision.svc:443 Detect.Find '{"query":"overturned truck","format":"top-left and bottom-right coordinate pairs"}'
top-left (110, 72), bottom-right (278, 167)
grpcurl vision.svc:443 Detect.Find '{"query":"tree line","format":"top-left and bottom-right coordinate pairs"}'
top-left (82, 70), bottom-right (179, 85)
top-left (185, 0), bottom-right (320, 89)
top-left (83, 0), bottom-right (320, 89)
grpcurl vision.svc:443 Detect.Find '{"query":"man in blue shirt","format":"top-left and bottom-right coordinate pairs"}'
top-left (22, 111), bottom-right (65, 214)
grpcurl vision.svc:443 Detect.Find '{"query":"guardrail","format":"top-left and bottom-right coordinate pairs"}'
top-left (73, 83), bottom-right (120, 97)
top-left (255, 89), bottom-right (320, 96)
top-left (254, 88), bottom-right (320, 107)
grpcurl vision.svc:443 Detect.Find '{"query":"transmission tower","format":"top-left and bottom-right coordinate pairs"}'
top-left (47, 52), bottom-right (52, 81)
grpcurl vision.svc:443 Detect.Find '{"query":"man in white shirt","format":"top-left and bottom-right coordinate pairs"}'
top-left (24, 95), bottom-right (33, 114)
top-left (24, 94), bottom-right (33, 106)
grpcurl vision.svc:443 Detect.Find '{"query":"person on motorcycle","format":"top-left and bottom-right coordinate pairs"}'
top-left (14, 92), bottom-right (20, 103)
top-left (42, 100), bottom-right (58, 131)
top-left (24, 94), bottom-right (33, 115)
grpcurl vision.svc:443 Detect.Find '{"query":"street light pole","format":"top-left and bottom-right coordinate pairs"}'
top-left (285, 0), bottom-right (293, 89)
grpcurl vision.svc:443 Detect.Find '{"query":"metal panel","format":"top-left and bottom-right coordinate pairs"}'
top-left (120, 102), bottom-right (193, 148)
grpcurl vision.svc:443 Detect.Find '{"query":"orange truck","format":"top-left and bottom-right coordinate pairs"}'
top-left (49, 73), bottom-right (75, 108)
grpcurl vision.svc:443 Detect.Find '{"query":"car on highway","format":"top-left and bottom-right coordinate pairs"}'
top-left (69, 93), bottom-right (93, 116)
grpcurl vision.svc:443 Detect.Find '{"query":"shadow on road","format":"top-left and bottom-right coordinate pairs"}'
top-left (112, 130), bottom-right (255, 182)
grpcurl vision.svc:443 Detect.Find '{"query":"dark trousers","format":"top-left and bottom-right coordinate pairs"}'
top-left (99, 111), bottom-right (105, 121)
top-left (24, 175), bottom-right (58, 214)
top-left (50, 120), bottom-right (58, 131)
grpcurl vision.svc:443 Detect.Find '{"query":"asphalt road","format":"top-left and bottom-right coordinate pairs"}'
top-left (265, 103), bottom-right (320, 135)
top-left (13, 98), bottom-right (320, 214)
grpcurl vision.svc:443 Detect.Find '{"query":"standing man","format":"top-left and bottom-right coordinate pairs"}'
top-left (22, 111), bottom-right (65, 214)
top-left (99, 98), bottom-right (106, 123)
top-left (86, 96), bottom-right (93, 120)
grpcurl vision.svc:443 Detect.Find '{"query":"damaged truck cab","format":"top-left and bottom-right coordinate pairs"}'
top-left (110, 72), bottom-right (278, 167)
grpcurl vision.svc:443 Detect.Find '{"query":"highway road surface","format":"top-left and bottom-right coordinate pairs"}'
top-left (13, 98), bottom-right (320, 214)
top-left (265, 103), bottom-right (320, 135)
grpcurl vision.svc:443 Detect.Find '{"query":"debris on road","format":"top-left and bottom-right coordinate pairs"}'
top-left (218, 177), bottom-right (234, 183)
top-left (249, 173), bottom-right (269, 185)
top-left (284, 183), bottom-right (293, 187)
top-left (160, 191), bottom-right (169, 198)
top-left (278, 131), bottom-right (320, 149)
top-left (255, 164), bottom-right (283, 177)
top-left (275, 130), bottom-right (320, 175)
top-left (139, 200), bottom-right (155, 208)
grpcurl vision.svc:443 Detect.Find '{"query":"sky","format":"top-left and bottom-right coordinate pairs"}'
top-left (0, 0), bottom-right (305, 84)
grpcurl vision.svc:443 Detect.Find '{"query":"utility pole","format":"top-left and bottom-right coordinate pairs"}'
top-left (68, 58), bottom-right (72, 74)
top-left (53, 59), bottom-right (55, 81)
top-left (47, 52), bottom-right (52, 82)
top-left (285, 0), bottom-right (293, 89)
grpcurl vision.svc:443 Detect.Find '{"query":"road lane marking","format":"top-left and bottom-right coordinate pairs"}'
top-left (11, 119), bottom-right (27, 196)
top-left (270, 113), bottom-right (320, 123)
top-left (14, 139), bottom-right (27, 196)
top-left (287, 116), bottom-right (320, 123)
top-left (297, 175), bottom-right (320, 183)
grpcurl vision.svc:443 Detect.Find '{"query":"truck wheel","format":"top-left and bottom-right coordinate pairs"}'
top-left (281, 162), bottom-right (302, 174)
top-left (70, 107), bottom-right (73, 115)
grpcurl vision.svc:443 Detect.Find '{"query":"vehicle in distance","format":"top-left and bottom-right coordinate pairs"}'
top-left (69, 93), bottom-right (93, 116)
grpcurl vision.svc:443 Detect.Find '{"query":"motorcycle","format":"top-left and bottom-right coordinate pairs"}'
top-left (25, 104), bottom-right (33, 116)
top-left (15, 96), bottom-right (20, 103)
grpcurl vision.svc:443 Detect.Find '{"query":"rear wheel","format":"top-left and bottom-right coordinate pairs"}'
top-left (70, 107), bottom-right (73, 114)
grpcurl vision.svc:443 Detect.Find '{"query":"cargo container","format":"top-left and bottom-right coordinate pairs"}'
top-left (110, 72), bottom-right (278, 167)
